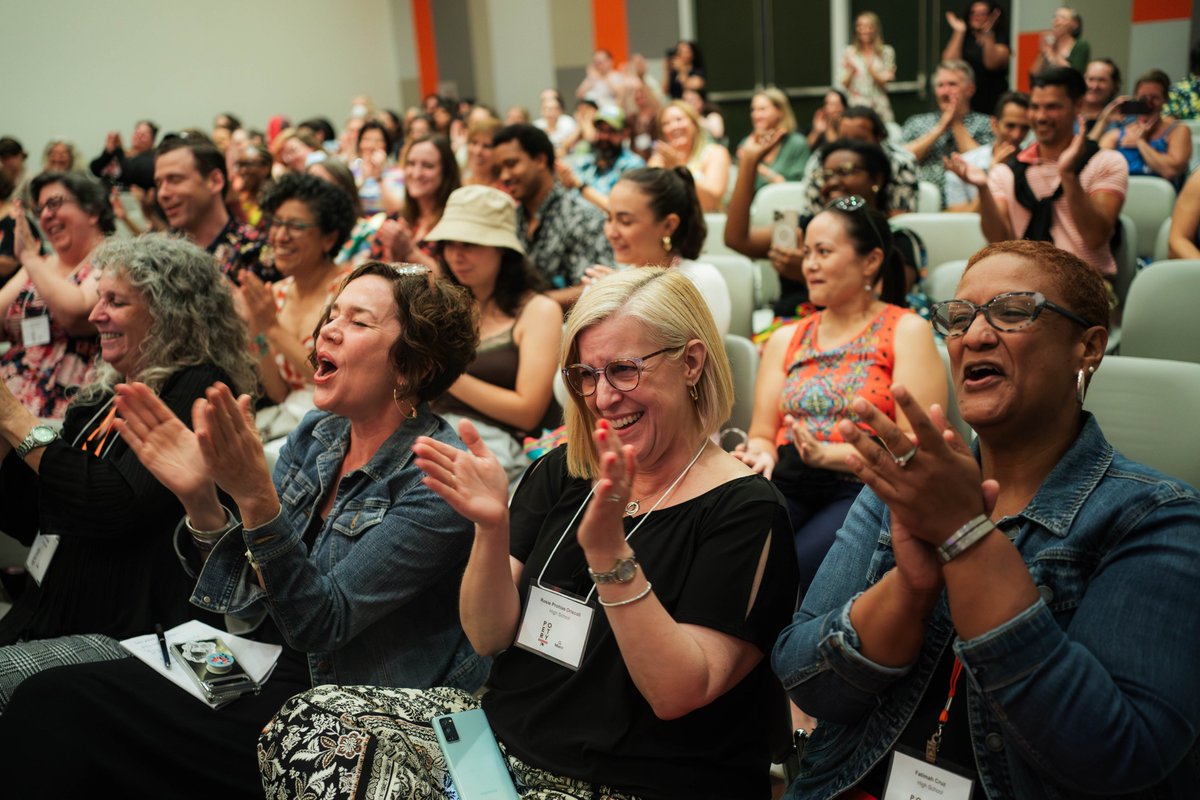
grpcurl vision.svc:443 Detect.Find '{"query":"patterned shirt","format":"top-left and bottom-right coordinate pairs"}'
top-left (900, 111), bottom-right (994, 204)
top-left (515, 182), bottom-right (613, 288)
top-left (204, 217), bottom-right (273, 282)
top-left (802, 140), bottom-right (919, 215)
top-left (1166, 74), bottom-right (1200, 121)
top-left (571, 147), bottom-right (646, 196)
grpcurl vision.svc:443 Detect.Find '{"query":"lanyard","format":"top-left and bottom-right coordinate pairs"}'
top-left (75, 397), bottom-right (120, 459)
top-left (925, 656), bottom-right (964, 764)
top-left (535, 439), bottom-right (707, 604)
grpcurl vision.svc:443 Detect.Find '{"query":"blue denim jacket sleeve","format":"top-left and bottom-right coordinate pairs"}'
top-left (192, 410), bottom-right (473, 654)
top-left (953, 477), bottom-right (1200, 794)
top-left (771, 487), bottom-right (913, 724)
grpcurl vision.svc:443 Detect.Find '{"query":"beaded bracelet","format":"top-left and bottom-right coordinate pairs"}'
top-left (597, 581), bottom-right (654, 608)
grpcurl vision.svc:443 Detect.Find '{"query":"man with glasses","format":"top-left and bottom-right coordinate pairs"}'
top-left (153, 135), bottom-right (273, 282)
top-left (951, 66), bottom-right (1127, 280)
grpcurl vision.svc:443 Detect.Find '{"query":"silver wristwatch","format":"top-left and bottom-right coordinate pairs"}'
top-left (15, 425), bottom-right (58, 459)
top-left (588, 555), bottom-right (640, 584)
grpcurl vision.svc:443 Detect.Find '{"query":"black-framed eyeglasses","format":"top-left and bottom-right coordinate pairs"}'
top-left (826, 194), bottom-right (887, 254)
top-left (930, 291), bottom-right (1095, 338)
top-left (265, 216), bottom-right (319, 233)
top-left (32, 195), bottom-right (76, 216)
top-left (562, 347), bottom-right (678, 397)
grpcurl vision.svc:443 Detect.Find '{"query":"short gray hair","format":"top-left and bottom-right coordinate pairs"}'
top-left (938, 59), bottom-right (976, 86)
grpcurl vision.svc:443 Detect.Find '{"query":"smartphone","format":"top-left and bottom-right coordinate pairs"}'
top-left (172, 637), bottom-right (260, 705)
top-left (772, 210), bottom-right (800, 250)
top-left (433, 709), bottom-right (520, 800)
top-left (1118, 99), bottom-right (1153, 115)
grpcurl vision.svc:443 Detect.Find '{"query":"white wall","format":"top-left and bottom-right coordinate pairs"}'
top-left (1, 0), bottom-right (402, 162)
top-left (480, 0), bottom-right (556, 115)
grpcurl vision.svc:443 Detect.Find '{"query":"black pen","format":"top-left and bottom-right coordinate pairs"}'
top-left (155, 624), bottom-right (171, 669)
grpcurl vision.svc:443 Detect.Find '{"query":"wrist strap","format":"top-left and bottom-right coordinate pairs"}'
top-left (937, 514), bottom-right (995, 563)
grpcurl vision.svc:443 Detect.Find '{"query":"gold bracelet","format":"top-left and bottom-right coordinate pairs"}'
top-left (597, 581), bottom-right (653, 608)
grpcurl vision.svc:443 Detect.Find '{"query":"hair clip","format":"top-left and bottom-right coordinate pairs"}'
top-left (392, 264), bottom-right (432, 276)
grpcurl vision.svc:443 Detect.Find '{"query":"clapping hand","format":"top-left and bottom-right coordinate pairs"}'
top-left (945, 11), bottom-right (967, 33)
top-left (738, 128), bottom-right (785, 165)
top-left (944, 153), bottom-right (988, 188)
top-left (377, 217), bottom-right (415, 262)
top-left (114, 382), bottom-right (214, 509)
top-left (1057, 115), bottom-right (1089, 177)
top-left (236, 270), bottom-right (277, 335)
top-left (786, 415), bottom-right (832, 469)
top-left (414, 418), bottom-right (510, 533)
top-left (576, 419), bottom-right (637, 555)
top-left (652, 140), bottom-right (685, 168)
top-left (193, 383), bottom-right (279, 527)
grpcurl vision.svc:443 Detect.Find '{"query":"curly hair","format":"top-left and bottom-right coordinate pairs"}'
top-left (77, 234), bottom-right (257, 403)
top-left (311, 262), bottom-right (478, 403)
top-left (261, 172), bottom-right (357, 257)
top-left (29, 171), bottom-right (116, 235)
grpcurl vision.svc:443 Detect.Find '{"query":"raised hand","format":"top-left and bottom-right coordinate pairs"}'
top-left (576, 419), bottom-right (637, 556)
top-left (652, 140), bottom-right (684, 168)
top-left (414, 417), bottom-right (510, 532)
top-left (1057, 115), bottom-right (1089, 177)
top-left (193, 383), bottom-right (278, 526)
top-left (11, 201), bottom-right (40, 265)
top-left (944, 152), bottom-right (988, 188)
top-left (738, 128), bottom-right (785, 164)
top-left (236, 270), bottom-right (277, 335)
top-left (377, 217), bottom-right (414, 262)
top-left (786, 414), bottom-right (831, 468)
top-left (945, 11), bottom-right (967, 33)
top-left (990, 141), bottom-right (1017, 169)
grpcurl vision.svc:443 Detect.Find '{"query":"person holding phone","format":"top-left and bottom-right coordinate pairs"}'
top-left (1098, 69), bottom-right (1192, 189)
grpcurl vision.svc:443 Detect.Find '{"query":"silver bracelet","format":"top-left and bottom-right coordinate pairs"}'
top-left (937, 514), bottom-right (996, 563)
top-left (184, 506), bottom-right (237, 541)
top-left (597, 581), bottom-right (654, 608)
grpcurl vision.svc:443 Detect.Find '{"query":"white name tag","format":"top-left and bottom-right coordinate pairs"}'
top-left (25, 533), bottom-right (60, 586)
top-left (883, 748), bottom-right (975, 800)
top-left (514, 584), bottom-right (595, 671)
top-left (20, 315), bottom-right (51, 347)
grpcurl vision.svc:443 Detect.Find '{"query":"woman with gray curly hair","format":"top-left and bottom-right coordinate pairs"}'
top-left (0, 232), bottom-right (256, 709)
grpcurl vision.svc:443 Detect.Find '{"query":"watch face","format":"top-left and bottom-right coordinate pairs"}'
top-left (615, 558), bottom-right (638, 582)
top-left (33, 426), bottom-right (57, 445)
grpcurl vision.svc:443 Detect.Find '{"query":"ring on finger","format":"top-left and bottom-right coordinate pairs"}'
top-left (893, 445), bottom-right (918, 468)
top-left (607, 493), bottom-right (622, 504)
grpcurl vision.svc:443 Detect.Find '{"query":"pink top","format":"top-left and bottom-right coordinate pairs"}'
top-left (988, 143), bottom-right (1128, 276)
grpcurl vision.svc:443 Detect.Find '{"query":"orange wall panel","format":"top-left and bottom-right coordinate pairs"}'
top-left (1015, 31), bottom-right (1044, 93)
top-left (592, 0), bottom-right (629, 66)
top-left (412, 0), bottom-right (439, 98)
top-left (1132, 0), bottom-right (1191, 22)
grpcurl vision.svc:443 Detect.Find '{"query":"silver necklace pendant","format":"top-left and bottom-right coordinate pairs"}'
top-left (624, 500), bottom-right (640, 516)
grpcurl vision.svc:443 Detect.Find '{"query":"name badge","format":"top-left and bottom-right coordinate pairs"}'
top-left (21, 315), bottom-right (51, 347)
top-left (25, 533), bottom-right (61, 586)
top-left (883, 748), bottom-right (975, 800)
top-left (514, 585), bottom-right (594, 670)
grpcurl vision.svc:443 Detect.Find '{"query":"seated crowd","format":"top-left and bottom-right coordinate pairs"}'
top-left (0, 21), bottom-right (1198, 799)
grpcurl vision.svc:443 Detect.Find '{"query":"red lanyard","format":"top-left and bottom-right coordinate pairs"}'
top-left (81, 405), bottom-right (118, 457)
top-left (925, 657), bottom-right (964, 764)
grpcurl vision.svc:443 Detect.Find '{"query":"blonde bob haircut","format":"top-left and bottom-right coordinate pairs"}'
top-left (660, 100), bottom-right (708, 163)
top-left (560, 268), bottom-right (733, 479)
top-left (755, 88), bottom-right (799, 134)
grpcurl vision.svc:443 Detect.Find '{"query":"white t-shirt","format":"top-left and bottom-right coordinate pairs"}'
top-left (676, 259), bottom-right (732, 336)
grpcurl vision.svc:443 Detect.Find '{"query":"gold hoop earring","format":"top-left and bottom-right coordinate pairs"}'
top-left (394, 387), bottom-right (417, 419)
top-left (661, 235), bottom-right (672, 253)
top-left (870, 184), bottom-right (880, 193)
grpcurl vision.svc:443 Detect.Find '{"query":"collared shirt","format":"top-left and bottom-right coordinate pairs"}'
top-left (900, 110), bottom-right (994, 202)
top-left (190, 406), bottom-right (488, 690)
top-left (802, 141), bottom-right (919, 215)
top-left (572, 147), bottom-right (646, 196)
top-left (203, 217), bottom-right (273, 282)
top-left (773, 413), bottom-right (1200, 800)
top-left (515, 181), bottom-right (613, 289)
top-left (987, 141), bottom-right (1128, 276)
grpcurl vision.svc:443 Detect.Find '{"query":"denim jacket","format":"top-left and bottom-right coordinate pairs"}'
top-left (773, 414), bottom-right (1200, 799)
top-left (191, 406), bottom-right (488, 692)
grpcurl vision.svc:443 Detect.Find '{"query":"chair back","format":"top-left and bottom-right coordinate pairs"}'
top-left (705, 254), bottom-right (757, 338)
top-left (925, 259), bottom-right (968, 303)
top-left (701, 212), bottom-right (739, 256)
top-left (916, 181), bottom-right (941, 213)
top-left (1153, 217), bottom-right (1171, 263)
top-left (890, 213), bottom-right (987, 271)
top-left (1112, 214), bottom-right (1139, 312)
top-left (1084, 355), bottom-right (1200, 488)
top-left (1124, 176), bottom-right (1177, 261)
top-left (721, 334), bottom-right (759, 447)
top-left (750, 181), bottom-right (810, 227)
top-left (1120, 259), bottom-right (1200, 364)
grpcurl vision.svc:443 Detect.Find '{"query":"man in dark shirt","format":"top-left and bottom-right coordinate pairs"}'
top-left (90, 120), bottom-right (158, 190)
top-left (492, 124), bottom-right (612, 309)
top-left (153, 135), bottom-right (270, 282)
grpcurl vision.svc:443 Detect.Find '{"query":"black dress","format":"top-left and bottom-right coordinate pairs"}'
top-left (0, 364), bottom-right (228, 643)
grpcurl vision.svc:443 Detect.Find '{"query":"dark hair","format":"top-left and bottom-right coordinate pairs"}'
top-left (1088, 58), bottom-right (1122, 93)
top-left (826, 88), bottom-right (849, 108)
top-left (306, 157), bottom-right (363, 218)
top-left (818, 138), bottom-right (893, 212)
top-left (1134, 69), bottom-right (1171, 98)
top-left (441, 246), bottom-right (547, 318)
top-left (994, 90), bottom-right (1031, 117)
top-left (674, 40), bottom-right (706, 72)
top-left (1031, 66), bottom-right (1087, 102)
top-left (963, 1), bottom-right (1005, 30)
top-left (312, 262), bottom-right (479, 403)
top-left (0, 168), bottom-right (13, 202)
top-left (542, 89), bottom-right (567, 111)
top-left (965, 240), bottom-right (1107, 331)
top-left (299, 117), bottom-right (336, 142)
top-left (261, 173), bottom-right (357, 257)
top-left (214, 113), bottom-right (242, 132)
top-left (1191, 41), bottom-right (1200, 76)
top-left (1067, 8), bottom-right (1083, 37)
top-left (402, 135), bottom-right (461, 225)
top-left (357, 120), bottom-right (393, 154)
top-left (155, 135), bottom-right (227, 191)
top-left (819, 203), bottom-right (906, 306)
top-left (616, 167), bottom-right (707, 259)
top-left (493, 123), bottom-right (556, 171)
top-left (30, 171), bottom-right (116, 235)
top-left (841, 106), bottom-right (887, 141)
top-left (136, 120), bottom-right (160, 140)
